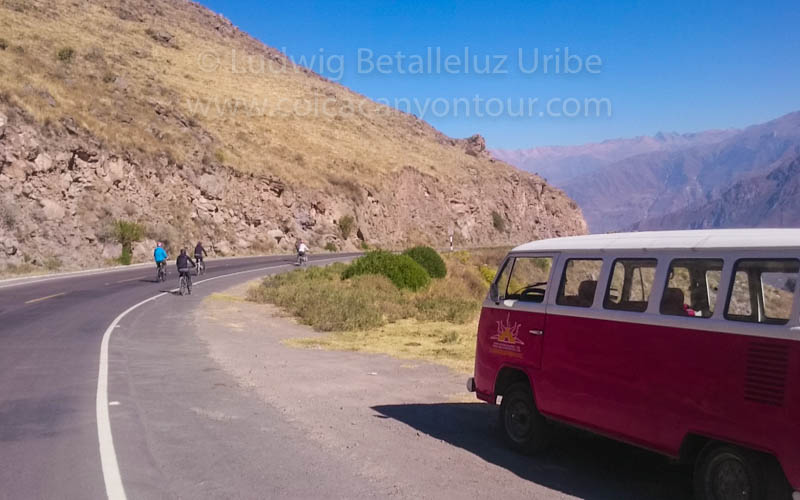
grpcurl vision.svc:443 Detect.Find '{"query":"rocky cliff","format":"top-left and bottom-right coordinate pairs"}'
top-left (0, 0), bottom-right (586, 271)
top-left (0, 103), bottom-right (585, 269)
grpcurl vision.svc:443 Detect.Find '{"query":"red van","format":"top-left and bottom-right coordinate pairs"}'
top-left (468, 229), bottom-right (800, 500)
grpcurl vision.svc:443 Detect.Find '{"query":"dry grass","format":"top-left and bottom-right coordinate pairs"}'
top-left (250, 248), bottom-right (508, 371)
top-left (287, 318), bottom-right (478, 374)
top-left (0, 0), bottom-right (511, 189)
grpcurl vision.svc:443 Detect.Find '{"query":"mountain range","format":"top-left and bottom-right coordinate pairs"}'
top-left (494, 112), bottom-right (800, 232)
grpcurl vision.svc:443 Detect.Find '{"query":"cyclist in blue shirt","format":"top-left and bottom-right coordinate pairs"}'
top-left (154, 242), bottom-right (168, 278)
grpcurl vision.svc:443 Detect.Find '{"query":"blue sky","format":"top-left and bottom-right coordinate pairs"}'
top-left (197, 0), bottom-right (800, 150)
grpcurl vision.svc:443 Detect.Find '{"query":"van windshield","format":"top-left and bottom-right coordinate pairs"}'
top-left (500, 256), bottom-right (553, 303)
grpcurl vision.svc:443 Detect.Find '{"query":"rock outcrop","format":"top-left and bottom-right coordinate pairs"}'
top-left (0, 106), bottom-right (586, 269)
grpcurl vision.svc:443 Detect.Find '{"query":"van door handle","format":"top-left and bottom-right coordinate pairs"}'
top-left (529, 329), bottom-right (544, 336)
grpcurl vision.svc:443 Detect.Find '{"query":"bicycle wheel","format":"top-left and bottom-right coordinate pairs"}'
top-left (179, 276), bottom-right (187, 296)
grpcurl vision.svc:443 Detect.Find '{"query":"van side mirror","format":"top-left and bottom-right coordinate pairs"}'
top-left (489, 282), bottom-right (500, 303)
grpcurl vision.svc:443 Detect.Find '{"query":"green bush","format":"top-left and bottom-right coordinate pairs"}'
top-left (324, 242), bottom-right (337, 252)
top-left (342, 250), bottom-right (430, 291)
top-left (57, 47), bottom-right (75, 63)
top-left (403, 246), bottom-right (447, 278)
top-left (112, 220), bottom-right (145, 265)
top-left (338, 215), bottom-right (355, 240)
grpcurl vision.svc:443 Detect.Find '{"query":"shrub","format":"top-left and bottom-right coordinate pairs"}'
top-left (403, 246), bottom-right (447, 278)
top-left (414, 294), bottom-right (477, 323)
top-left (43, 256), bottom-right (62, 271)
top-left (338, 215), bottom-right (355, 240)
top-left (491, 210), bottom-right (506, 232)
top-left (112, 220), bottom-right (145, 265)
top-left (478, 264), bottom-right (497, 285)
top-left (324, 242), bottom-right (337, 252)
top-left (249, 264), bottom-right (412, 331)
top-left (342, 251), bottom-right (430, 291)
top-left (0, 39), bottom-right (8, 51)
top-left (57, 47), bottom-right (75, 63)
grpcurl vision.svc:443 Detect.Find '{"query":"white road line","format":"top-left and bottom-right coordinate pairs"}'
top-left (96, 256), bottom-right (347, 499)
top-left (24, 292), bottom-right (66, 304)
top-left (97, 292), bottom-right (166, 500)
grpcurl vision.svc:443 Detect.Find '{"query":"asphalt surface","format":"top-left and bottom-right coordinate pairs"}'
top-left (0, 253), bottom-right (700, 500)
top-left (0, 254), bottom-right (359, 500)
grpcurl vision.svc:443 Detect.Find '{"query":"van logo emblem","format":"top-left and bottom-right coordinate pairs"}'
top-left (490, 314), bottom-right (524, 355)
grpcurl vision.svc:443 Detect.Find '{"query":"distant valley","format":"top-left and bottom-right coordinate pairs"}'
top-left (494, 112), bottom-right (800, 232)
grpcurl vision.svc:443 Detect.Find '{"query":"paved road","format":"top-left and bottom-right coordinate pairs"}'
top-left (0, 253), bottom-right (698, 500)
top-left (0, 254), bottom-right (360, 499)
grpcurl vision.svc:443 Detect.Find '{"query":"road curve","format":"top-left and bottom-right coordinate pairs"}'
top-left (0, 254), bottom-right (357, 499)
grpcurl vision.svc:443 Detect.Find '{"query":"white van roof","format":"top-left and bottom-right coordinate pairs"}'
top-left (512, 229), bottom-right (800, 253)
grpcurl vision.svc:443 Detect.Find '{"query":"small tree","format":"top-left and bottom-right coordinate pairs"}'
top-left (113, 220), bottom-right (145, 265)
top-left (338, 215), bottom-right (355, 239)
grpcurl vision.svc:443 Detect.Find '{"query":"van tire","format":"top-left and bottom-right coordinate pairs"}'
top-left (499, 382), bottom-right (548, 454)
top-left (694, 443), bottom-right (767, 500)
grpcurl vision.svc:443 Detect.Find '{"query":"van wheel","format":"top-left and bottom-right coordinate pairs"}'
top-left (499, 382), bottom-right (548, 454)
top-left (694, 444), bottom-right (766, 500)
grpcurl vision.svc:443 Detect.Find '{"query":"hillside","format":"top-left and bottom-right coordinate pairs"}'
top-left (496, 112), bottom-right (800, 232)
top-left (0, 0), bottom-right (585, 270)
top-left (632, 155), bottom-right (800, 230)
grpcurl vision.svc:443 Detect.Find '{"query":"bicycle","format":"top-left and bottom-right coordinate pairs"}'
top-left (296, 251), bottom-right (308, 267)
top-left (156, 261), bottom-right (167, 282)
top-left (195, 258), bottom-right (206, 276)
top-left (178, 268), bottom-right (192, 296)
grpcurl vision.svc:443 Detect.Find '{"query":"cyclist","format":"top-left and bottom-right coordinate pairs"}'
top-left (194, 241), bottom-right (207, 273)
top-left (153, 242), bottom-right (168, 280)
top-left (176, 248), bottom-right (196, 294)
top-left (296, 239), bottom-right (309, 266)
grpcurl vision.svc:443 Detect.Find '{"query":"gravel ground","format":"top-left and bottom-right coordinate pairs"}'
top-left (194, 281), bottom-right (694, 500)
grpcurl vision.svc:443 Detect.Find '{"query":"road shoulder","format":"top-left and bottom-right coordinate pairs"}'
top-left (194, 280), bottom-right (696, 500)
top-left (195, 281), bottom-right (567, 499)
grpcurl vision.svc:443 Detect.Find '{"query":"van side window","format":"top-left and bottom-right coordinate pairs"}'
top-left (604, 259), bottom-right (657, 312)
top-left (725, 259), bottom-right (799, 325)
top-left (501, 257), bottom-right (553, 303)
top-left (728, 271), bottom-right (752, 316)
top-left (556, 259), bottom-right (603, 307)
top-left (660, 259), bottom-right (723, 318)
